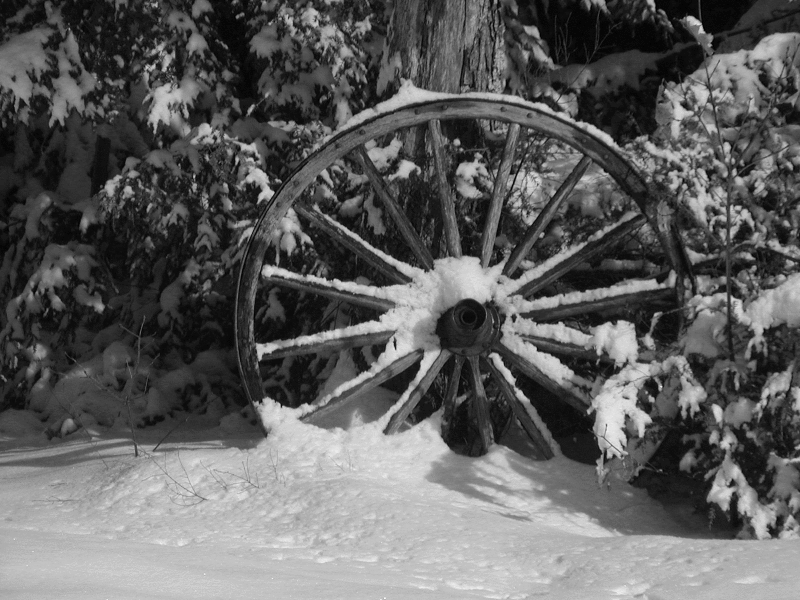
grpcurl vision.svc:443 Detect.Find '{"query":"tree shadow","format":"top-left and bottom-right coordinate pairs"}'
top-left (424, 443), bottom-right (730, 540)
top-left (0, 420), bottom-right (263, 469)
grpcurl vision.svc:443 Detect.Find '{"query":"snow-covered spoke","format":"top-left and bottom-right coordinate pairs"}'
top-left (510, 213), bottom-right (648, 299)
top-left (480, 123), bottom-right (521, 267)
top-left (440, 354), bottom-right (465, 444)
top-left (503, 155), bottom-right (594, 277)
top-left (509, 319), bottom-right (615, 364)
top-left (295, 202), bottom-right (413, 284)
top-left (256, 322), bottom-right (395, 361)
top-left (516, 334), bottom-right (615, 365)
top-left (466, 355), bottom-right (494, 455)
top-left (302, 349), bottom-right (425, 423)
top-left (483, 354), bottom-right (556, 459)
top-left (384, 349), bottom-right (452, 434)
top-left (427, 119), bottom-right (462, 258)
top-left (493, 339), bottom-right (592, 414)
top-left (262, 265), bottom-right (396, 312)
top-left (524, 286), bottom-right (675, 322)
top-left (354, 146), bottom-right (435, 270)
top-left (513, 279), bottom-right (674, 322)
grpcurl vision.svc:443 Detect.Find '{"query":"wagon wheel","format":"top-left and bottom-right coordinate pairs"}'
top-left (235, 92), bottom-right (685, 457)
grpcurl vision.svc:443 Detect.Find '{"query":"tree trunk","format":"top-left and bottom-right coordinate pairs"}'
top-left (380, 0), bottom-right (505, 95)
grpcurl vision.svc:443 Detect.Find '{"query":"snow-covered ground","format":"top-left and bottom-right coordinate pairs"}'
top-left (2, 408), bottom-right (798, 600)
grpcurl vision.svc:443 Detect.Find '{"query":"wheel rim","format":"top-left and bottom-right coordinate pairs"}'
top-left (235, 94), bottom-right (681, 456)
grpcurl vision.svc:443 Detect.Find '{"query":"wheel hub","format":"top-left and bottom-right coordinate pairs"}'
top-left (435, 299), bottom-right (501, 356)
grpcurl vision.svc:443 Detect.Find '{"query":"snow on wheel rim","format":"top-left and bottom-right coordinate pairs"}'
top-left (235, 92), bottom-right (683, 456)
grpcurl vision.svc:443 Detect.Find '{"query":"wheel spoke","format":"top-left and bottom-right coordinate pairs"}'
top-left (355, 146), bottom-right (435, 270)
top-left (503, 155), bottom-right (593, 277)
top-left (508, 318), bottom-right (615, 364)
top-left (480, 123), bottom-right (520, 267)
top-left (441, 355), bottom-right (465, 444)
top-left (384, 350), bottom-right (452, 434)
top-left (493, 340), bottom-right (591, 414)
top-left (428, 119), bottom-right (462, 257)
top-left (257, 322), bottom-right (395, 361)
top-left (295, 202), bottom-right (413, 284)
top-left (516, 334), bottom-right (616, 364)
top-left (262, 265), bottom-right (396, 312)
top-left (483, 354), bottom-right (556, 459)
top-left (510, 213), bottom-right (647, 299)
top-left (467, 355), bottom-right (494, 455)
top-left (520, 286), bottom-right (676, 322)
top-left (302, 348), bottom-right (424, 422)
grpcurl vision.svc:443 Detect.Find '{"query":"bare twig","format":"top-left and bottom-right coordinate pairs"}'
top-left (145, 450), bottom-right (206, 505)
top-left (211, 456), bottom-right (261, 490)
top-left (122, 316), bottom-right (150, 457)
top-left (267, 449), bottom-right (287, 486)
top-left (152, 413), bottom-right (191, 453)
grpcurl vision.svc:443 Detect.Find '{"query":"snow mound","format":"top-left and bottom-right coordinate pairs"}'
top-left (5, 413), bottom-right (797, 599)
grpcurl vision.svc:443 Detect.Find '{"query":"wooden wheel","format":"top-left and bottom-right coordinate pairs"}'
top-left (235, 92), bottom-right (684, 457)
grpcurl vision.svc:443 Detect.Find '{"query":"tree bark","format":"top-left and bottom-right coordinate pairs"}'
top-left (380, 0), bottom-right (505, 95)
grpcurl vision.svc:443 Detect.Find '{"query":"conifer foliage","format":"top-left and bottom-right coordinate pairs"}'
top-left (0, 0), bottom-right (385, 414)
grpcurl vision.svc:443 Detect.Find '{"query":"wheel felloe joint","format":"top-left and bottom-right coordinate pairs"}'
top-left (435, 299), bottom-right (501, 356)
